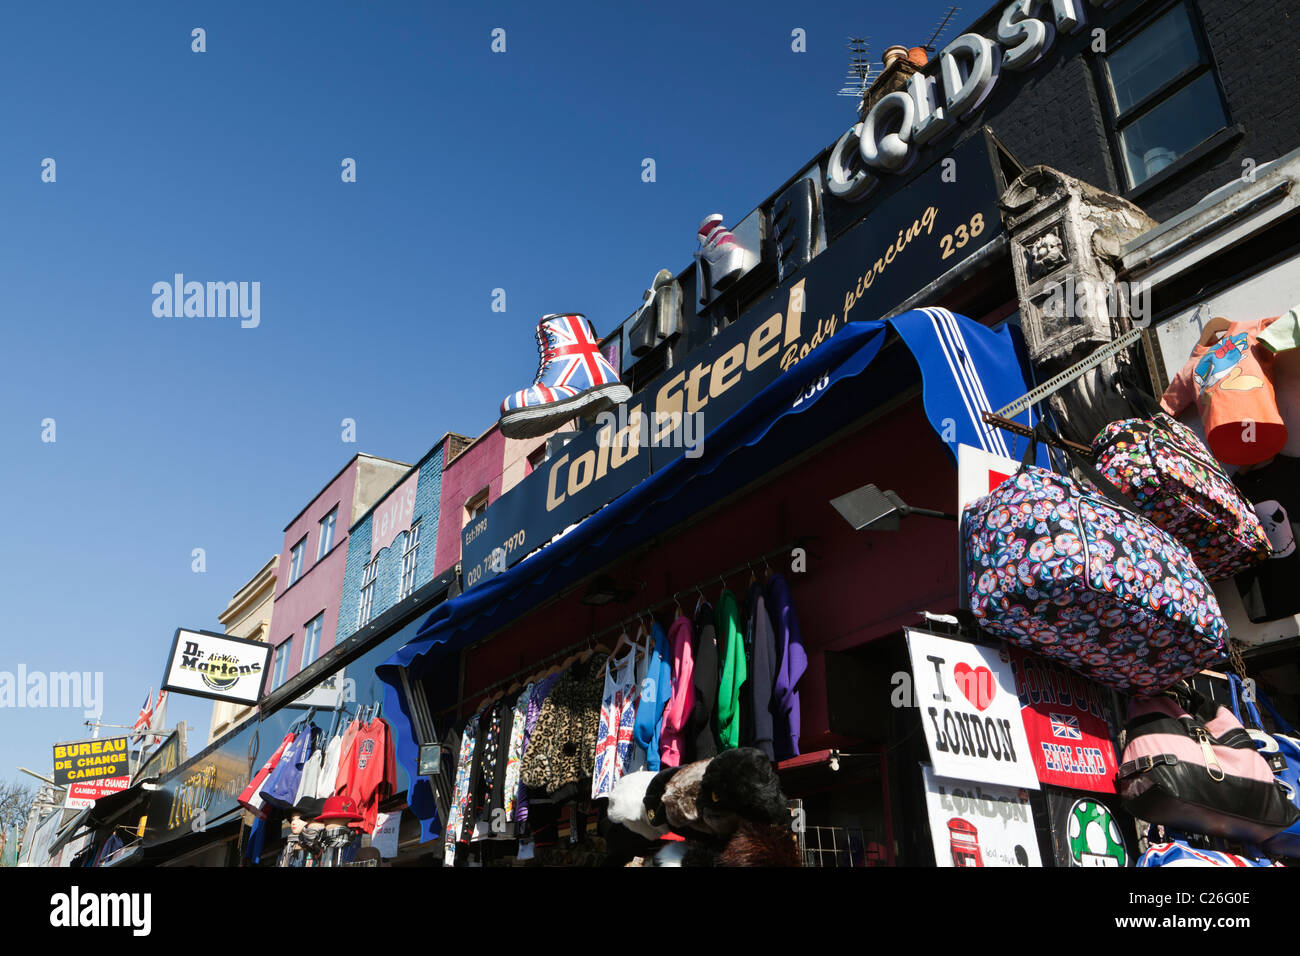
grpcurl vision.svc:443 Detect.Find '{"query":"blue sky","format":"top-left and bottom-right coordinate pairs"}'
top-left (0, 1), bottom-right (958, 789)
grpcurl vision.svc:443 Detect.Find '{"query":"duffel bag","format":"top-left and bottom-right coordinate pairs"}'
top-left (1119, 682), bottom-right (1299, 844)
top-left (965, 459), bottom-right (1227, 695)
top-left (1093, 412), bottom-right (1270, 581)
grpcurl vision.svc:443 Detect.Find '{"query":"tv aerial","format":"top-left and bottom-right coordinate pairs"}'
top-left (836, 37), bottom-right (879, 98)
top-left (922, 5), bottom-right (961, 53)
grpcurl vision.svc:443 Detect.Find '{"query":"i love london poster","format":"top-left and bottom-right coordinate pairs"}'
top-left (906, 628), bottom-right (1039, 790)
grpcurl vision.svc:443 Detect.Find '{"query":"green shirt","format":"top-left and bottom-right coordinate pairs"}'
top-left (715, 590), bottom-right (748, 750)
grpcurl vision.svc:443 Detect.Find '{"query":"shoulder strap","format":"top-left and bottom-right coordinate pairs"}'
top-left (1252, 684), bottom-right (1298, 737)
top-left (1122, 384), bottom-right (1165, 421)
top-left (1043, 422), bottom-right (1141, 513)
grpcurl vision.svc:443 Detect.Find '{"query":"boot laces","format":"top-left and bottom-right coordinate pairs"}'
top-left (533, 323), bottom-right (559, 383)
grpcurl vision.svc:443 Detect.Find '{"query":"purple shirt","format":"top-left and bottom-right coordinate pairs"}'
top-left (766, 574), bottom-right (807, 760)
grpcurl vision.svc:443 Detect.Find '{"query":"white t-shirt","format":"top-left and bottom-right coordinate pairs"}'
top-left (294, 745), bottom-right (323, 808)
top-left (316, 733), bottom-right (344, 799)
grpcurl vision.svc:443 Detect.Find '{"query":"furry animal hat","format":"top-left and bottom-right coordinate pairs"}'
top-left (661, 760), bottom-right (715, 837)
top-left (642, 766), bottom-right (681, 830)
top-left (697, 747), bottom-right (790, 836)
top-left (718, 819), bottom-right (802, 867)
top-left (607, 771), bottom-right (666, 841)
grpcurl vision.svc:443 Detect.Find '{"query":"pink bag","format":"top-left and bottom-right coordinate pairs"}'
top-left (1119, 684), bottom-right (1298, 843)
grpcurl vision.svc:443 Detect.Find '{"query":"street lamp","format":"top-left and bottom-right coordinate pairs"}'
top-left (830, 483), bottom-right (958, 531)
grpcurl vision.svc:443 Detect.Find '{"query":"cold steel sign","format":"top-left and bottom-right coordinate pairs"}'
top-left (825, 0), bottom-right (1090, 202)
top-left (161, 627), bottom-right (272, 705)
top-left (462, 134), bottom-right (1003, 586)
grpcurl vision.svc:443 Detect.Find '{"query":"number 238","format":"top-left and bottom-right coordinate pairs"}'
top-left (939, 213), bottom-right (985, 259)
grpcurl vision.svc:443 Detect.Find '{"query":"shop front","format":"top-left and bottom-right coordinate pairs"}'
top-left (102, 567), bottom-right (460, 868)
top-left (375, 260), bottom-right (1045, 865)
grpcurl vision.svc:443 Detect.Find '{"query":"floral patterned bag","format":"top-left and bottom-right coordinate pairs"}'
top-left (965, 458), bottom-right (1228, 696)
top-left (1092, 413), bottom-right (1270, 581)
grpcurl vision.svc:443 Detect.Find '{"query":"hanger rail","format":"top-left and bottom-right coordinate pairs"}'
top-left (437, 538), bottom-right (806, 716)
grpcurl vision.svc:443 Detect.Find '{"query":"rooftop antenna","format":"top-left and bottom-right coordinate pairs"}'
top-left (837, 37), bottom-right (879, 98)
top-left (922, 5), bottom-right (961, 53)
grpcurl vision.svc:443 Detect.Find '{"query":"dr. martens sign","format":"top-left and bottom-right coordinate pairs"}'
top-left (161, 627), bottom-right (272, 705)
top-left (462, 134), bottom-right (1003, 587)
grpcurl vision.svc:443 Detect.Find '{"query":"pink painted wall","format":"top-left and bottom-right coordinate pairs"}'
top-left (433, 429), bottom-right (506, 577)
top-left (266, 460), bottom-right (359, 690)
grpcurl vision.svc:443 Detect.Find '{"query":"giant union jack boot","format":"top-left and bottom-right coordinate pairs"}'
top-left (498, 313), bottom-right (631, 440)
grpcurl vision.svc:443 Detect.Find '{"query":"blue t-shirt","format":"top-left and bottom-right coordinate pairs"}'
top-left (260, 727), bottom-right (316, 810)
top-left (633, 623), bottom-right (672, 771)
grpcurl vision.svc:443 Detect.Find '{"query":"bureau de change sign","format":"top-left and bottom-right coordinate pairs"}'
top-left (52, 735), bottom-right (130, 787)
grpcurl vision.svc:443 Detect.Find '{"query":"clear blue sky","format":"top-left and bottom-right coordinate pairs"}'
top-left (0, 1), bottom-right (959, 789)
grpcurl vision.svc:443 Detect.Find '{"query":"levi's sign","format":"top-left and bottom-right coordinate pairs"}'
top-left (462, 134), bottom-right (1002, 586)
top-left (826, 0), bottom-right (1095, 201)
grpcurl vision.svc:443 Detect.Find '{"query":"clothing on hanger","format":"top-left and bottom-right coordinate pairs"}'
top-left (658, 614), bottom-right (697, 767)
top-left (767, 573), bottom-right (808, 761)
top-left (592, 635), bottom-right (641, 798)
top-left (443, 713), bottom-right (480, 866)
top-left (715, 590), bottom-right (747, 751)
top-left (501, 681), bottom-right (534, 823)
top-left (1161, 316), bottom-right (1289, 465)
top-left (515, 670), bottom-right (563, 834)
top-left (480, 697), bottom-right (514, 837)
top-left (292, 727), bottom-right (326, 816)
top-left (260, 723), bottom-right (316, 811)
top-left (316, 726), bottom-right (345, 800)
top-left (687, 601), bottom-right (719, 762)
top-left (521, 653), bottom-right (608, 803)
top-left (337, 714), bottom-right (396, 835)
top-left (632, 622), bottom-right (671, 772)
top-left (745, 581), bottom-right (778, 760)
top-left (238, 730), bottom-right (297, 819)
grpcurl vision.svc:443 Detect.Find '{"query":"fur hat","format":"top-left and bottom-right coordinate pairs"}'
top-left (697, 747), bottom-right (789, 836)
top-left (718, 820), bottom-right (802, 867)
top-left (661, 760), bottom-right (714, 836)
top-left (607, 771), bottom-right (665, 841)
top-left (642, 766), bottom-right (681, 830)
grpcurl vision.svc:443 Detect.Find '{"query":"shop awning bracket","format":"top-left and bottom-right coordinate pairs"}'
top-left (993, 325), bottom-right (1145, 421)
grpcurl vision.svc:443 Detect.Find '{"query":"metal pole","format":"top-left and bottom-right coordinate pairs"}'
top-left (17, 767), bottom-right (62, 789)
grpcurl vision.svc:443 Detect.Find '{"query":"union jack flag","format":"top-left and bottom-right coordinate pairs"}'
top-left (592, 688), bottom-right (638, 798)
top-left (1049, 713), bottom-right (1082, 739)
top-left (539, 315), bottom-right (610, 393)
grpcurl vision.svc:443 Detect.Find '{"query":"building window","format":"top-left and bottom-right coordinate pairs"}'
top-left (302, 614), bottom-right (323, 669)
top-left (465, 489), bottom-right (489, 524)
top-left (288, 536), bottom-right (307, 586)
top-left (526, 445), bottom-right (547, 475)
top-left (317, 507), bottom-right (337, 560)
top-left (357, 558), bottom-right (378, 628)
top-left (1101, 2), bottom-right (1229, 189)
top-left (272, 640), bottom-right (292, 690)
top-left (400, 522), bottom-right (421, 600)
